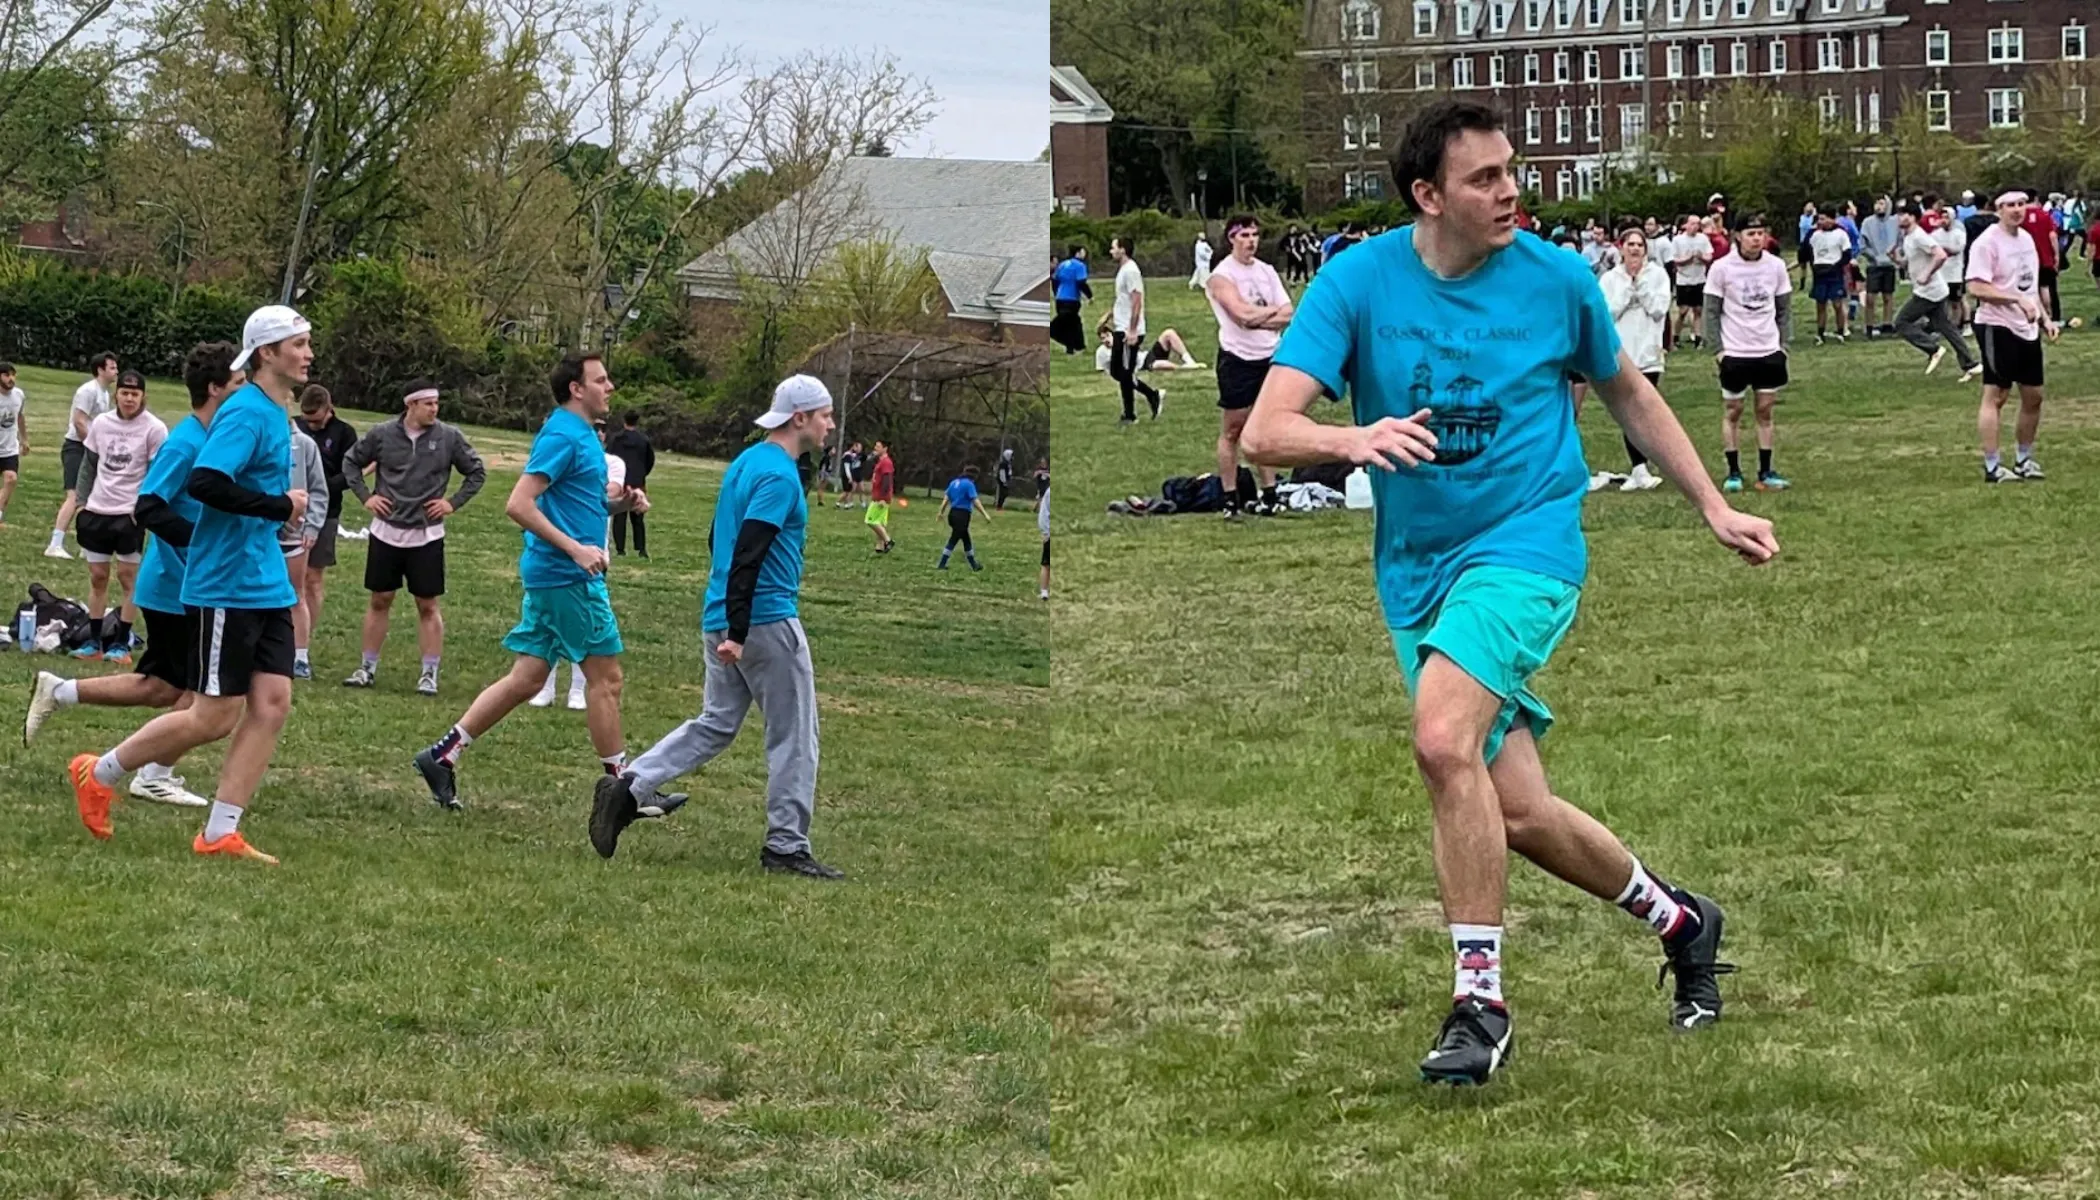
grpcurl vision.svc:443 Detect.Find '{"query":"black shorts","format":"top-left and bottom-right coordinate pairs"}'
top-left (76, 510), bottom-right (144, 560)
top-left (60, 439), bottom-right (86, 490)
top-left (0, 454), bottom-right (18, 475)
top-left (1216, 350), bottom-right (1272, 411)
top-left (135, 606), bottom-right (195, 692)
top-left (1041, 539), bottom-right (1050, 567)
top-left (365, 536), bottom-right (445, 598)
top-left (192, 605), bottom-right (295, 697)
top-left (1796, 240), bottom-right (1814, 266)
top-left (1864, 265), bottom-right (1897, 295)
top-left (1976, 325), bottom-right (2044, 388)
top-left (1675, 284), bottom-right (1703, 309)
top-left (1718, 352), bottom-right (1789, 397)
top-left (308, 516), bottom-right (339, 568)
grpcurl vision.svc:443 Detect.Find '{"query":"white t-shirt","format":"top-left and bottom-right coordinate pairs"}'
top-left (1809, 227), bottom-right (1851, 267)
top-left (0, 386), bottom-right (23, 457)
top-left (1094, 343), bottom-right (1111, 372)
top-left (1193, 238), bottom-right (1212, 270)
top-left (1933, 222), bottom-right (1967, 287)
top-left (1899, 229), bottom-right (1949, 303)
top-left (1673, 232), bottom-right (1712, 286)
top-left (67, 380), bottom-right (110, 443)
top-left (82, 409), bottom-right (169, 515)
top-left (1112, 260), bottom-right (1146, 336)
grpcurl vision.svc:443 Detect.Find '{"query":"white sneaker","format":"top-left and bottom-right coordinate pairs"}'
top-left (129, 773), bottom-right (211, 807)
top-left (529, 673), bottom-right (558, 707)
top-left (23, 671), bottom-right (63, 744)
top-left (42, 540), bottom-right (71, 559)
top-left (1587, 471), bottom-right (1619, 493)
top-left (1619, 463), bottom-right (1663, 491)
top-left (1925, 347), bottom-right (1946, 376)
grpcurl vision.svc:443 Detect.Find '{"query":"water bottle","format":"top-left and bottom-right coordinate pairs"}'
top-left (1344, 467), bottom-right (1373, 510)
top-left (15, 607), bottom-right (31, 651)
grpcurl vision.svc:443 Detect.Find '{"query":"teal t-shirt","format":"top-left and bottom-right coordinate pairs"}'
top-left (181, 384), bottom-right (296, 610)
top-left (518, 406), bottom-right (609, 590)
top-left (702, 441), bottom-right (807, 633)
top-left (134, 414), bottom-right (207, 615)
top-left (1273, 225), bottom-right (1622, 628)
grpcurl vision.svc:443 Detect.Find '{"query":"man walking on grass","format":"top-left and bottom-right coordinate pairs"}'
top-left (1241, 99), bottom-right (1778, 1086)
top-left (67, 309), bottom-right (315, 864)
top-left (866, 439), bottom-right (895, 554)
top-left (1107, 236), bottom-right (1163, 424)
top-left (591, 374), bottom-right (842, 879)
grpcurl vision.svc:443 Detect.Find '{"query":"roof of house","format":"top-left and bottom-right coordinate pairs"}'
top-left (676, 156), bottom-right (1051, 329)
top-left (1050, 65), bottom-right (1115, 125)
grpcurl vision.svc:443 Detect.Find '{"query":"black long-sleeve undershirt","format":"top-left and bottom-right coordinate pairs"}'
top-left (132, 494), bottom-right (194, 547)
top-left (187, 468), bottom-right (292, 523)
top-left (724, 518), bottom-right (780, 644)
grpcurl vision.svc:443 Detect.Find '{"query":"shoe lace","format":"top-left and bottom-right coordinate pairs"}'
top-left (1656, 958), bottom-right (1739, 994)
top-left (1436, 1001), bottom-right (1498, 1052)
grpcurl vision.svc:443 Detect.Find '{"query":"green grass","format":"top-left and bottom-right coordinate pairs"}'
top-left (1051, 261), bottom-right (2100, 1197)
top-left (0, 364), bottom-right (1049, 1198)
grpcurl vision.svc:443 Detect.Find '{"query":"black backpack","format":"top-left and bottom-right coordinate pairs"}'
top-left (13, 582), bottom-right (96, 650)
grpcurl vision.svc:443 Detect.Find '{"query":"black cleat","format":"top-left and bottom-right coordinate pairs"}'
top-left (414, 748), bottom-right (461, 811)
top-left (1419, 996), bottom-right (1514, 1086)
top-left (1658, 893), bottom-right (1736, 1031)
top-left (761, 847), bottom-right (844, 880)
top-left (590, 772), bottom-right (638, 859)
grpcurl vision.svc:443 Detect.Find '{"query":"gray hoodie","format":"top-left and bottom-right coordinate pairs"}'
top-left (1859, 211), bottom-right (1900, 267)
top-left (281, 423), bottom-right (329, 548)
top-left (342, 415), bottom-right (486, 530)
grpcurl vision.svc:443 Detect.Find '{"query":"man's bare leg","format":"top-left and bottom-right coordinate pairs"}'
top-left (1488, 725), bottom-right (1633, 899)
top-left (1412, 655), bottom-right (1510, 927)
top-left (210, 675), bottom-right (291, 809)
top-left (579, 654), bottom-right (625, 763)
top-left (1979, 385), bottom-right (2007, 466)
top-left (2014, 385), bottom-right (2044, 468)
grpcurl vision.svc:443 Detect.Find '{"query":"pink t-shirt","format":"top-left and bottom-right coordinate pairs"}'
top-left (82, 410), bottom-right (169, 515)
top-left (1965, 223), bottom-right (2040, 341)
top-left (1703, 250), bottom-right (1792, 358)
top-left (1206, 253), bottom-right (1290, 361)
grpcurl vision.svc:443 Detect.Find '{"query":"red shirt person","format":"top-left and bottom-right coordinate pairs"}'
top-left (865, 441), bottom-right (896, 553)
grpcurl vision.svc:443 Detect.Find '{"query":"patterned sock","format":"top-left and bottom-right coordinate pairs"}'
top-left (1451, 924), bottom-right (1505, 1007)
top-left (600, 751), bottom-right (626, 775)
top-left (430, 724), bottom-right (472, 766)
top-left (1615, 857), bottom-right (1699, 943)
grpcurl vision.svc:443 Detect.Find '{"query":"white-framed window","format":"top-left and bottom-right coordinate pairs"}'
top-left (1344, 170), bottom-right (1386, 200)
top-left (1988, 26), bottom-right (2024, 63)
top-left (1492, 0), bottom-right (1513, 32)
top-left (1622, 45), bottom-right (1645, 77)
top-left (1668, 0), bottom-right (1687, 21)
top-left (1527, 0), bottom-right (1547, 29)
top-left (1576, 163), bottom-right (1599, 198)
top-left (1584, 47), bottom-right (1601, 79)
top-left (1343, 1), bottom-right (1381, 40)
top-left (1866, 89), bottom-right (1881, 131)
top-left (1818, 92), bottom-right (1841, 127)
top-left (1341, 59), bottom-right (1380, 92)
top-left (1698, 97), bottom-right (1712, 136)
top-left (1820, 0), bottom-right (1840, 13)
top-left (1621, 0), bottom-right (1644, 24)
top-left (1526, 105), bottom-right (1544, 143)
top-left (1588, 0), bottom-right (1607, 25)
top-left (1417, 59), bottom-right (1437, 88)
top-left (1698, 42), bottom-right (1716, 74)
top-left (1555, 48), bottom-right (1571, 80)
top-left (1490, 54), bottom-right (1507, 85)
top-left (1556, 168), bottom-right (1574, 199)
top-left (2065, 24), bottom-right (2086, 60)
top-left (1732, 39), bottom-right (1748, 73)
top-left (1988, 87), bottom-right (2022, 126)
top-left (1556, 103), bottom-right (1574, 141)
top-left (1863, 31), bottom-right (1879, 67)
top-left (1926, 28), bottom-right (1949, 64)
top-left (1584, 103), bottom-right (1602, 140)
top-left (1925, 88), bottom-right (1951, 129)
top-left (1620, 102), bottom-right (1647, 143)
top-left (1668, 43), bottom-right (1684, 75)
top-left (1667, 98), bottom-right (1685, 131)
top-left (1769, 0), bottom-right (1789, 15)
top-left (1925, 0), bottom-right (1947, 5)
top-left (1343, 112), bottom-right (1384, 148)
top-left (1769, 37), bottom-right (1787, 72)
top-left (1700, 0), bottom-right (1719, 19)
top-left (1454, 56), bottom-right (1477, 86)
top-left (1458, 0), bottom-right (1478, 34)
top-left (1416, 1), bottom-right (1439, 37)
top-left (1556, 0), bottom-right (1574, 27)
top-left (1524, 51), bottom-right (1542, 82)
top-left (1733, 0), bottom-right (1751, 17)
top-left (1819, 34), bottom-right (1843, 70)
top-left (2068, 85), bottom-right (2088, 124)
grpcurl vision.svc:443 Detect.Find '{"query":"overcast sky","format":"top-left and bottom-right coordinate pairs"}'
top-left (666, 0), bottom-right (1045, 162)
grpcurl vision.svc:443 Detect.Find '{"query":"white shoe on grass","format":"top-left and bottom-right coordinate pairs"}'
top-left (529, 672), bottom-right (558, 707)
top-left (1619, 464), bottom-right (1663, 491)
top-left (23, 671), bottom-right (63, 744)
top-left (130, 773), bottom-right (211, 807)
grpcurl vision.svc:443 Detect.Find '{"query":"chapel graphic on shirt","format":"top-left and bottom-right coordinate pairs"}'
top-left (1404, 360), bottom-right (1501, 467)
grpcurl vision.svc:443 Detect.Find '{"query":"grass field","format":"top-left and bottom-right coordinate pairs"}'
top-left (1051, 259), bottom-right (2100, 1197)
top-left (0, 364), bottom-right (1049, 1198)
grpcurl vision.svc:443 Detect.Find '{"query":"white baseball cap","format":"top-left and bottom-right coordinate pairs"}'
top-left (755, 374), bottom-right (833, 428)
top-left (231, 305), bottom-right (311, 371)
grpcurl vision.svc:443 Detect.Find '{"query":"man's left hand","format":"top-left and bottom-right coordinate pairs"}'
top-left (424, 498), bottom-right (455, 520)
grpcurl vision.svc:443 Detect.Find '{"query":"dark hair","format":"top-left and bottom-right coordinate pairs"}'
top-left (1067, 243), bottom-right (1084, 256)
top-left (298, 384), bottom-right (332, 414)
top-left (183, 341), bottom-right (239, 410)
top-left (402, 377), bottom-right (438, 400)
top-left (1110, 235), bottom-right (1131, 254)
top-left (1921, 191), bottom-right (1941, 209)
top-left (963, 465), bottom-right (978, 479)
top-left (1737, 212), bottom-right (1770, 232)
top-left (116, 370), bottom-right (146, 392)
top-left (0, 361), bottom-right (13, 376)
top-left (1389, 99), bottom-right (1504, 216)
top-left (549, 353), bottom-right (604, 407)
top-left (89, 351), bottom-right (118, 374)
top-left (622, 410), bottom-right (638, 427)
top-left (1225, 213), bottom-right (1259, 236)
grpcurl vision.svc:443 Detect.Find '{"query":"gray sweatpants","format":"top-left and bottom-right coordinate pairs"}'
top-left (628, 618), bottom-right (819, 854)
top-left (1895, 293), bottom-right (1978, 370)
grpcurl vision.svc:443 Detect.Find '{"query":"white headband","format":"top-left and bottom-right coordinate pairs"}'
top-left (405, 388), bottom-right (440, 404)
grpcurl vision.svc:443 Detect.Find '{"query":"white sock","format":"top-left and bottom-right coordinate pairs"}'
top-left (92, 749), bottom-right (129, 787)
top-left (600, 751), bottom-right (626, 774)
top-left (138, 762), bottom-right (172, 782)
top-left (1614, 858), bottom-right (1689, 940)
top-left (203, 801), bottom-right (242, 841)
top-left (1451, 924), bottom-right (1504, 1005)
top-left (47, 529), bottom-right (64, 546)
top-left (569, 666), bottom-right (586, 692)
top-left (295, 647), bottom-right (309, 666)
top-left (54, 679), bottom-right (79, 707)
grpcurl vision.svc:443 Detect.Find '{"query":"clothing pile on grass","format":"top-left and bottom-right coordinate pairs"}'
top-left (3, 582), bottom-right (121, 653)
top-left (1106, 463), bottom-right (1351, 516)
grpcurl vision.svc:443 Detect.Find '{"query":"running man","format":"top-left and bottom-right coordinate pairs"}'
top-left (1107, 235), bottom-right (1163, 423)
top-left (1205, 213), bottom-right (1294, 518)
top-left (1807, 210), bottom-right (1851, 343)
top-left (1239, 99), bottom-right (1777, 1086)
top-left (295, 385), bottom-right (358, 678)
top-left (1703, 214), bottom-right (1795, 492)
top-left (589, 374), bottom-right (842, 878)
top-left (48, 352), bottom-right (118, 559)
top-left (1891, 202), bottom-right (1980, 380)
top-left (1967, 190), bottom-right (2059, 483)
top-left (866, 439), bottom-right (895, 554)
top-left (24, 344), bottom-right (246, 810)
top-left (66, 308), bottom-right (314, 864)
top-left (340, 380), bottom-right (486, 695)
top-left (72, 370), bottom-right (169, 662)
top-left (936, 465), bottom-right (991, 571)
top-left (0, 362), bottom-right (24, 524)
top-left (412, 353), bottom-right (650, 811)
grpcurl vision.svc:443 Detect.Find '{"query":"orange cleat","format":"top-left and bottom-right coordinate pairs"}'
top-left (69, 753), bottom-right (113, 840)
top-left (192, 830), bottom-right (277, 865)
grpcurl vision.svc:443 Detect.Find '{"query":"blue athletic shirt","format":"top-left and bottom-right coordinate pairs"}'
top-left (518, 405), bottom-right (610, 590)
top-left (1273, 225), bottom-right (1622, 629)
top-left (944, 476), bottom-right (980, 511)
top-left (702, 441), bottom-right (806, 633)
top-left (1053, 257), bottom-right (1090, 302)
top-left (182, 383), bottom-right (295, 610)
top-left (133, 414), bottom-right (208, 615)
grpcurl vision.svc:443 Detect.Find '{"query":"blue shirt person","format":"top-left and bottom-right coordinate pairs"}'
top-left (937, 468), bottom-right (990, 570)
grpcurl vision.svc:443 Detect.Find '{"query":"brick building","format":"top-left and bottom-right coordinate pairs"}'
top-left (1298, 0), bottom-right (2094, 207)
top-left (1051, 65), bottom-right (1116, 215)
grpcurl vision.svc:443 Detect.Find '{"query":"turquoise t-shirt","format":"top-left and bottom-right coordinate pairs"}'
top-left (518, 406), bottom-right (610, 590)
top-left (1273, 226), bottom-right (1622, 628)
top-left (702, 441), bottom-right (807, 633)
top-left (181, 384), bottom-right (296, 610)
top-left (133, 414), bottom-right (207, 615)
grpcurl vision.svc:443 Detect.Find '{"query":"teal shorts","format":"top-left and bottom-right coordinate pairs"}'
top-left (1390, 566), bottom-right (1581, 764)
top-left (503, 577), bottom-right (624, 665)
